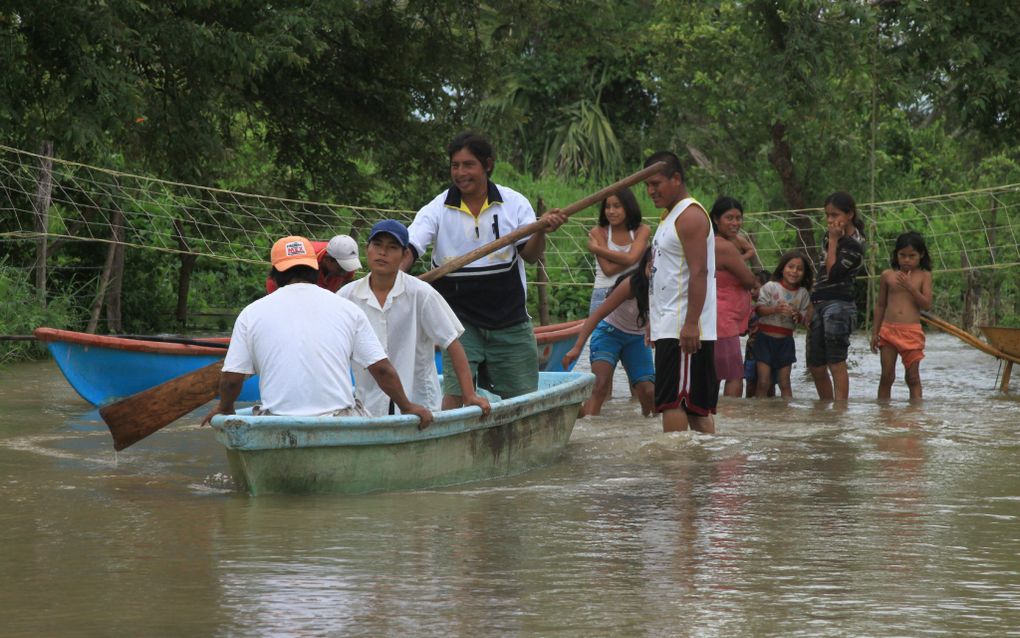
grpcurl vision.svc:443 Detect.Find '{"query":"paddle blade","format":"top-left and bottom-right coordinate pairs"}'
top-left (99, 360), bottom-right (224, 450)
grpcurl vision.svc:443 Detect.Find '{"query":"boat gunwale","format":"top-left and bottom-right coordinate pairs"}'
top-left (33, 327), bottom-right (230, 356)
top-left (211, 371), bottom-right (594, 451)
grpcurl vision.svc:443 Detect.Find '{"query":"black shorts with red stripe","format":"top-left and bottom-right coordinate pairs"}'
top-left (653, 339), bottom-right (719, 416)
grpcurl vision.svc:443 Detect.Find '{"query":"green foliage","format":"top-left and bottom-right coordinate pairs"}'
top-left (0, 259), bottom-right (78, 363)
top-left (4, 0), bottom-right (1020, 333)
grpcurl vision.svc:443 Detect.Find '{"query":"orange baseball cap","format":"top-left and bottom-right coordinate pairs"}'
top-left (271, 236), bottom-right (319, 271)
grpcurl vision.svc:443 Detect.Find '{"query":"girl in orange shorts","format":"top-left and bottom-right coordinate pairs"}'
top-left (871, 232), bottom-right (933, 400)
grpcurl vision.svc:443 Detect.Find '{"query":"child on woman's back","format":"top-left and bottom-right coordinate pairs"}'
top-left (754, 251), bottom-right (813, 398)
top-left (871, 231), bottom-right (932, 400)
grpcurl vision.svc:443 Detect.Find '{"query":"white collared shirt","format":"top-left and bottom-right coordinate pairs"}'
top-left (339, 271), bottom-right (464, 416)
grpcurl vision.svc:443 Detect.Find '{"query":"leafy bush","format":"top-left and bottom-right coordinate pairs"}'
top-left (0, 259), bottom-right (80, 363)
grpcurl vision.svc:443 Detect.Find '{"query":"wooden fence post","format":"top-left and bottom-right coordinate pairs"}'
top-left (87, 208), bottom-right (125, 333)
top-left (32, 141), bottom-right (54, 305)
top-left (535, 197), bottom-right (550, 326)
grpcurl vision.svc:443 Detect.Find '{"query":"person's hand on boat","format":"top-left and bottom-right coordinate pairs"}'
top-left (562, 344), bottom-right (582, 370)
top-left (541, 208), bottom-right (569, 233)
top-left (404, 403), bottom-right (433, 430)
top-left (200, 404), bottom-right (234, 427)
top-left (463, 391), bottom-right (492, 417)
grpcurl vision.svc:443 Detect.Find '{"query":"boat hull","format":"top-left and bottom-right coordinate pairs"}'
top-left (212, 371), bottom-right (594, 495)
top-left (979, 326), bottom-right (1020, 357)
top-left (34, 328), bottom-right (259, 406)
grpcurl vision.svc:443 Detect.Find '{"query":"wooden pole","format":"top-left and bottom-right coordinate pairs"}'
top-left (419, 163), bottom-right (665, 283)
top-left (32, 141), bottom-right (54, 305)
top-left (87, 208), bottom-right (125, 334)
top-left (535, 197), bottom-right (550, 326)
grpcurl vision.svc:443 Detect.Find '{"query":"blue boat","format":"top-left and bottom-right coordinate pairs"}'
top-left (210, 371), bottom-right (594, 495)
top-left (34, 327), bottom-right (260, 406)
top-left (37, 319), bottom-right (584, 407)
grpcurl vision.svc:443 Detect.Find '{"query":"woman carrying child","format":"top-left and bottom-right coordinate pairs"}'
top-left (709, 197), bottom-right (759, 397)
top-left (754, 251), bottom-right (813, 398)
top-left (587, 189), bottom-right (650, 314)
top-left (563, 249), bottom-right (655, 416)
top-left (871, 231), bottom-right (932, 400)
top-left (808, 191), bottom-right (866, 401)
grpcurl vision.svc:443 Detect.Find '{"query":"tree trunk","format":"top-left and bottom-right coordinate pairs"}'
top-left (33, 140), bottom-right (54, 305)
top-left (767, 121), bottom-right (814, 253)
top-left (87, 208), bottom-right (125, 333)
top-left (173, 219), bottom-right (197, 327)
top-left (535, 197), bottom-right (550, 325)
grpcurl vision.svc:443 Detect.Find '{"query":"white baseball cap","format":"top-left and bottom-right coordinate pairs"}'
top-left (325, 235), bottom-right (361, 271)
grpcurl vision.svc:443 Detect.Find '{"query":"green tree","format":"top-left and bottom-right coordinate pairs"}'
top-left (470, 0), bottom-right (658, 182)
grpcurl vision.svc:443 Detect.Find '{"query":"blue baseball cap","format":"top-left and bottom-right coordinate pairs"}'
top-left (368, 219), bottom-right (409, 248)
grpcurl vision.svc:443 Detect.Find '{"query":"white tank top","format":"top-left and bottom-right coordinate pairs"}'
top-left (593, 228), bottom-right (637, 289)
top-left (649, 197), bottom-right (717, 342)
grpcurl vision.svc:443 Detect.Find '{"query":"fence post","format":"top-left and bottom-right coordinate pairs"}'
top-left (32, 141), bottom-right (54, 305)
top-left (535, 197), bottom-right (550, 326)
top-left (87, 208), bottom-right (125, 333)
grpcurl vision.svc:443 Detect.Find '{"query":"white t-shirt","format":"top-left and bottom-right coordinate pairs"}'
top-left (649, 197), bottom-right (717, 342)
top-left (756, 281), bottom-right (811, 336)
top-left (340, 271), bottom-right (464, 416)
top-left (223, 283), bottom-right (387, 416)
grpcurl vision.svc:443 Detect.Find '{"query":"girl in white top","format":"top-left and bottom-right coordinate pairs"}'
top-left (753, 251), bottom-right (814, 398)
top-left (588, 188), bottom-right (650, 314)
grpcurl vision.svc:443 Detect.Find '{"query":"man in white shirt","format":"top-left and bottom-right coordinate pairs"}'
top-left (400, 131), bottom-right (566, 407)
top-left (202, 235), bottom-right (432, 428)
top-left (341, 220), bottom-right (490, 417)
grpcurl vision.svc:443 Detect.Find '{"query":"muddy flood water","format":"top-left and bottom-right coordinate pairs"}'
top-left (2, 332), bottom-right (1019, 637)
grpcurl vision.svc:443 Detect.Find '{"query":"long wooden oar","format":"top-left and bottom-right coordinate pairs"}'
top-left (99, 163), bottom-right (665, 449)
top-left (100, 361), bottom-right (224, 450)
top-left (420, 162), bottom-right (664, 282)
top-left (920, 311), bottom-right (1020, 364)
top-left (115, 334), bottom-right (229, 349)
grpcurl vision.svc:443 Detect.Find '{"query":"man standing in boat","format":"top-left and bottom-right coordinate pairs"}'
top-left (264, 234), bottom-right (361, 294)
top-left (401, 131), bottom-right (567, 407)
top-left (645, 151), bottom-right (718, 434)
top-left (202, 235), bottom-right (432, 427)
top-left (341, 219), bottom-right (490, 417)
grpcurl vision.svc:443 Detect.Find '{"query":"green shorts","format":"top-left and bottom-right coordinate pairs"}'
top-left (442, 320), bottom-right (538, 399)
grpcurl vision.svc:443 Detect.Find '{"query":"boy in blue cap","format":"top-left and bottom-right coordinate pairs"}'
top-left (340, 220), bottom-right (490, 417)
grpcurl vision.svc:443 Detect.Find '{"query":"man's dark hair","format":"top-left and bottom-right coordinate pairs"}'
top-left (269, 265), bottom-right (318, 288)
top-left (448, 131), bottom-right (495, 177)
top-left (644, 151), bottom-right (685, 182)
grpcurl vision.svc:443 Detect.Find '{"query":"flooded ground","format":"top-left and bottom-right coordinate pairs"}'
top-left (1, 333), bottom-right (1018, 636)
